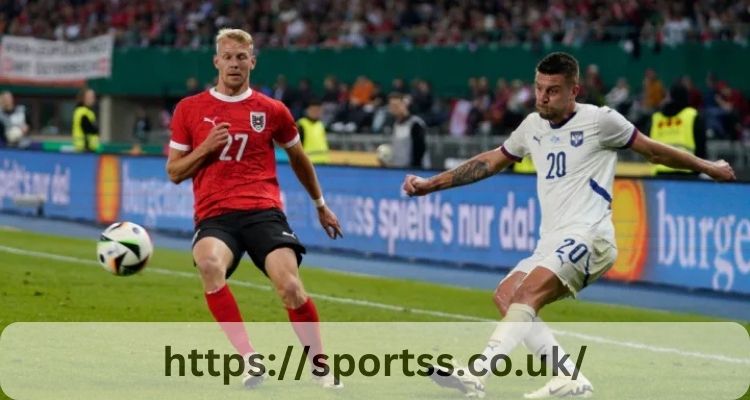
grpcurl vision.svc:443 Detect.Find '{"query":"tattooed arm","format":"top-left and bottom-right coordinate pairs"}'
top-left (402, 148), bottom-right (515, 196)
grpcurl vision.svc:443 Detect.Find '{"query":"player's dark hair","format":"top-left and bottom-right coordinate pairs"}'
top-left (536, 52), bottom-right (579, 84)
top-left (308, 99), bottom-right (322, 107)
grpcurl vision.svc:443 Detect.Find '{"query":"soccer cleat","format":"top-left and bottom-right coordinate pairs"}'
top-left (242, 371), bottom-right (266, 389)
top-left (523, 376), bottom-right (593, 399)
top-left (427, 363), bottom-right (486, 398)
top-left (242, 353), bottom-right (266, 389)
top-left (311, 372), bottom-right (344, 389)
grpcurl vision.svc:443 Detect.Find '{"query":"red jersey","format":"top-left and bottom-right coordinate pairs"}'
top-left (169, 87), bottom-right (299, 224)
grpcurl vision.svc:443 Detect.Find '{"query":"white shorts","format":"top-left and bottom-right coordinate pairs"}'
top-left (505, 233), bottom-right (617, 297)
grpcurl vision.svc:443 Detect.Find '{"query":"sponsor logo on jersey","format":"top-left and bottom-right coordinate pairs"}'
top-left (250, 111), bottom-right (266, 132)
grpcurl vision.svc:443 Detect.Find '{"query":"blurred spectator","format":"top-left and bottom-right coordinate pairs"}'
top-left (350, 76), bottom-right (374, 106)
top-left (448, 99), bottom-right (473, 137)
top-left (391, 78), bottom-right (406, 94)
top-left (288, 78), bottom-right (314, 119)
top-left (713, 82), bottom-right (746, 140)
top-left (466, 98), bottom-right (487, 136)
top-left (681, 76), bottom-right (703, 109)
top-left (506, 79), bottom-right (533, 128)
top-left (642, 69), bottom-right (666, 113)
top-left (386, 93), bottom-right (428, 168)
top-left (580, 64), bottom-right (605, 106)
top-left (297, 100), bottom-right (330, 164)
top-left (329, 81), bottom-right (357, 133)
top-left (488, 79), bottom-right (512, 135)
top-left (474, 77), bottom-right (492, 111)
top-left (702, 72), bottom-right (725, 138)
top-left (0, 91), bottom-right (29, 147)
top-left (272, 74), bottom-right (293, 104)
top-left (320, 75), bottom-right (340, 125)
top-left (72, 87), bottom-right (99, 152)
top-left (410, 79), bottom-right (434, 123)
top-left (129, 106), bottom-right (152, 155)
top-left (605, 78), bottom-right (631, 114)
top-left (662, 5), bottom-right (693, 46)
top-left (321, 76), bottom-right (339, 103)
top-left (367, 81), bottom-right (389, 132)
top-left (132, 106), bottom-right (151, 145)
top-left (647, 83), bottom-right (706, 176)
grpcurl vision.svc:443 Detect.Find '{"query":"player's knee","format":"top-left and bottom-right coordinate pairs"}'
top-left (195, 255), bottom-right (226, 279)
top-left (492, 288), bottom-right (511, 316)
top-left (276, 277), bottom-right (306, 308)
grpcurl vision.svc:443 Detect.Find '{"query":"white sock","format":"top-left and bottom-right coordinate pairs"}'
top-left (471, 303), bottom-right (535, 380)
top-left (523, 317), bottom-right (583, 380)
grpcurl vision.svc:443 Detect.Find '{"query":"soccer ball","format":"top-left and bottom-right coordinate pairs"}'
top-left (6, 126), bottom-right (23, 143)
top-left (97, 222), bottom-right (153, 276)
top-left (376, 144), bottom-right (393, 166)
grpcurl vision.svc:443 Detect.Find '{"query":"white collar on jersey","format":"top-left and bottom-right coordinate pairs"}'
top-left (209, 87), bottom-right (253, 102)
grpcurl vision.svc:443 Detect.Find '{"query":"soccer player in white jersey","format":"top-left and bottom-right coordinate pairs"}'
top-left (402, 52), bottom-right (735, 398)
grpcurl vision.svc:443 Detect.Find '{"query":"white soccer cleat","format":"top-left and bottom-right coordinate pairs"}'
top-left (242, 371), bottom-right (266, 389)
top-left (242, 353), bottom-right (266, 389)
top-left (427, 363), bottom-right (486, 398)
top-left (311, 372), bottom-right (344, 389)
top-left (523, 376), bottom-right (593, 398)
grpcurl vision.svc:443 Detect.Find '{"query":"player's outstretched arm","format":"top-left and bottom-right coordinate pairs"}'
top-left (166, 122), bottom-right (230, 184)
top-left (629, 131), bottom-right (736, 181)
top-left (402, 147), bottom-right (514, 196)
top-left (285, 142), bottom-right (343, 239)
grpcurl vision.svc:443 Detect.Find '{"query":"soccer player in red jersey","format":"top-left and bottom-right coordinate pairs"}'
top-left (166, 28), bottom-right (343, 389)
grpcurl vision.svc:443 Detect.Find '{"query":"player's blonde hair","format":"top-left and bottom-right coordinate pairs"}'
top-left (215, 28), bottom-right (254, 54)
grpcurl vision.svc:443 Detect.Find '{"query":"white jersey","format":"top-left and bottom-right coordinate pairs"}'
top-left (501, 103), bottom-right (636, 244)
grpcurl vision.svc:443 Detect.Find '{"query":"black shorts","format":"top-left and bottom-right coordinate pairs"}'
top-left (192, 209), bottom-right (306, 277)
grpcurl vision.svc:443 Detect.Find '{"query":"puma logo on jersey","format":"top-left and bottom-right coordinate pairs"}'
top-left (533, 136), bottom-right (541, 145)
top-left (202, 116), bottom-right (219, 127)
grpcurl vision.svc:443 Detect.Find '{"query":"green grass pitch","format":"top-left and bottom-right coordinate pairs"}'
top-left (0, 227), bottom-right (747, 399)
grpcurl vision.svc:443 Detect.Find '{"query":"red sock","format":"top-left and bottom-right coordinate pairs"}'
top-left (287, 298), bottom-right (323, 362)
top-left (205, 284), bottom-right (254, 356)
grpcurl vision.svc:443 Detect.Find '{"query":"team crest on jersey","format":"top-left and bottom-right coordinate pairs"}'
top-left (250, 111), bottom-right (266, 132)
top-left (570, 131), bottom-right (584, 147)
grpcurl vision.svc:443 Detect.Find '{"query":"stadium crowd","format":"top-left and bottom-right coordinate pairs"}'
top-left (1, 0), bottom-right (749, 49)
top-left (1, 0), bottom-right (749, 143)
top-left (251, 68), bottom-right (749, 142)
